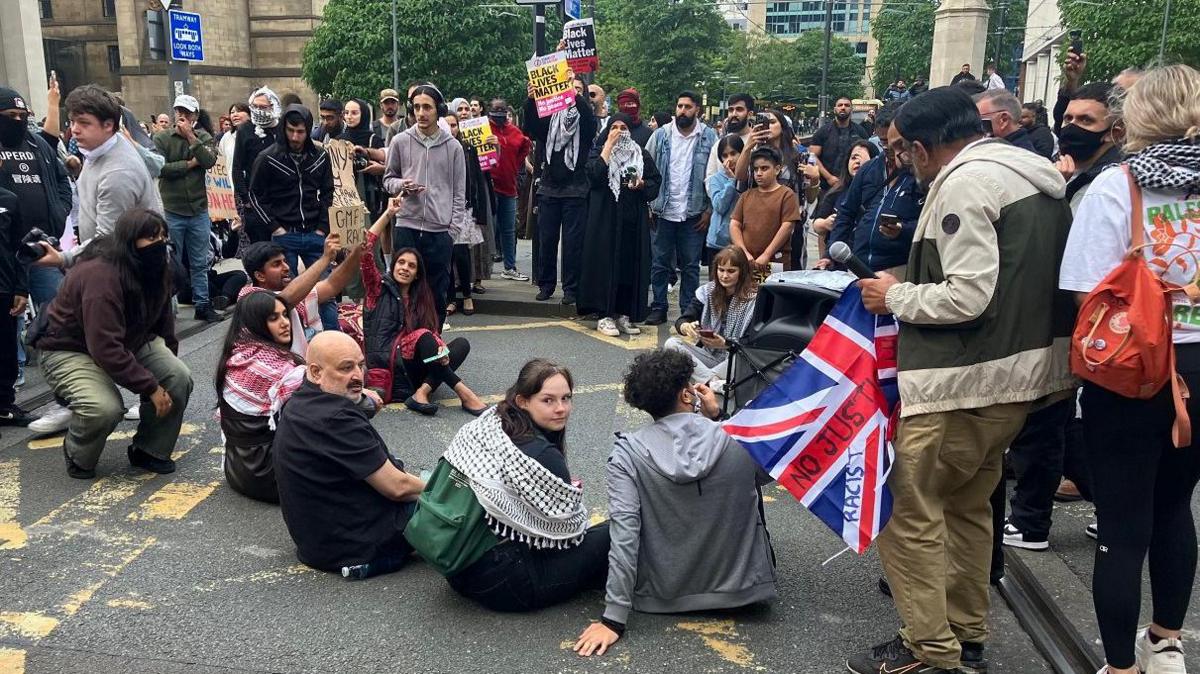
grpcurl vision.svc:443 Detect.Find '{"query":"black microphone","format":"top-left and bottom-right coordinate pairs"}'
top-left (829, 241), bottom-right (878, 280)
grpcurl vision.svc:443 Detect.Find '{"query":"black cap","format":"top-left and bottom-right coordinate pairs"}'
top-left (0, 87), bottom-right (30, 113)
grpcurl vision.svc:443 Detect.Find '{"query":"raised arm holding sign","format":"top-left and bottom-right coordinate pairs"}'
top-left (526, 51), bottom-right (574, 118)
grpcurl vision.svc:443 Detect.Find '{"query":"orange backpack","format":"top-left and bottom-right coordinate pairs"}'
top-left (1070, 166), bottom-right (1193, 447)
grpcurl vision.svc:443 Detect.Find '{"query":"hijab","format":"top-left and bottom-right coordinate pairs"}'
top-left (448, 97), bottom-right (469, 118)
top-left (606, 112), bottom-right (643, 202)
top-left (339, 98), bottom-right (375, 147)
top-left (616, 88), bottom-right (641, 125)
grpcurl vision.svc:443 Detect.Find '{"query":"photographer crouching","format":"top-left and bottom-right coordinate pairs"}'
top-left (31, 209), bottom-right (193, 479)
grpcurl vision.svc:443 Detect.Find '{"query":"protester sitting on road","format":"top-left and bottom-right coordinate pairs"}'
top-left (215, 291), bottom-right (306, 503)
top-left (239, 233), bottom-right (360, 358)
top-left (705, 134), bottom-right (745, 256)
top-left (361, 199), bottom-right (485, 416)
top-left (577, 113), bottom-right (661, 338)
top-left (274, 331), bottom-right (422, 576)
top-left (730, 146), bottom-right (803, 276)
top-left (1059, 64), bottom-right (1200, 674)
top-left (573, 349), bottom-right (777, 657)
top-left (439, 359), bottom-right (609, 611)
top-left (665, 246), bottom-right (756, 390)
top-left (36, 209), bottom-right (194, 480)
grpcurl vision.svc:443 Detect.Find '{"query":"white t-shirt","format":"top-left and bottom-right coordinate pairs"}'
top-left (663, 123), bottom-right (700, 222)
top-left (1060, 165), bottom-right (1200, 343)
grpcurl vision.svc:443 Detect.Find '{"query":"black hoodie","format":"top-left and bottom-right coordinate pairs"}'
top-left (247, 105), bottom-right (334, 234)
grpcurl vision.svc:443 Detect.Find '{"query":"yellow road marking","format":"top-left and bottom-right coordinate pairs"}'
top-left (33, 474), bottom-right (154, 528)
top-left (27, 422), bottom-right (201, 451)
top-left (192, 563), bottom-right (315, 593)
top-left (384, 381), bottom-right (624, 411)
top-left (57, 535), bottom-right (155, 620)
top-left (127, 481), bottom-right (219, 521)
top-left (105, 598), bottom-right (152, 610)
top-left (0, 647), bottom-right (25, 673)
top-left (0, 459), bottom-right (26, 550)
top-left (448, 318), bottom-right (659, 350)
top-left (447, 320), bottom-right (568, 333)
top-left (0, 612), bottom-right (59, 639)
top-left (676, 619), bottom-right (763, 670)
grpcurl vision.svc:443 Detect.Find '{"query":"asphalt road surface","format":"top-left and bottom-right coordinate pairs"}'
top-left (0, 312), bottom-right (1051, 674)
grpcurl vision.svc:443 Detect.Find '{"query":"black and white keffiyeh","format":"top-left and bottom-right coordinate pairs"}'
top-left (443, 408), bottom-right (588, 549)
top-left (548, 105), bottom-right (581, 172)
top-left (607, 131), bottom-right (643, 202)
top-left (1127, 133), bottom-right (1200, 191)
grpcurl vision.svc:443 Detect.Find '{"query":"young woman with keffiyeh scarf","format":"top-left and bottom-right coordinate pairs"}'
top-left (215, 290), bottom-right (305, 503)
top-left (443, 359), bottom-right (610, 612)
top-left (1059, 64), bottom-right (1200, 674)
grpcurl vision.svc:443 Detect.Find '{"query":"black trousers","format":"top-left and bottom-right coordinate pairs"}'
top-left (402, 334), bottom-right (469, 394)
top-left (448, 523), bottom-right (610, 612)
top-left (451, 244), bottom-right (473, 301)
top-left (535, 195), bottom-right (587, 296)
top-left (0, 294), bottom-right (17, 408)
top-left (1007, 396), bottom-right (1074, 539)
top-left (393, 227), bottom-right (453, 326)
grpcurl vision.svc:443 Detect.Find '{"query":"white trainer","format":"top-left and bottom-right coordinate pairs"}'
top-left (28, 403), bottom-right (72, 436)
top-left (597, 317), bottom-right (620, 337)
top-left (1137, 627), bottom-right (1187, 674)
top-left (615, 316), bottom-right (641, 335)
top-left (124, 404), bottom-right (140, 421)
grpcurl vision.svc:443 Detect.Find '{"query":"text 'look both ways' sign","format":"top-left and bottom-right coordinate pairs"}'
top-left (563, 19), bottom-right (598, 74)
top-left (526, 51), bottom-right (574, 118)
top-left (459, 117), bottom-right (498, 171)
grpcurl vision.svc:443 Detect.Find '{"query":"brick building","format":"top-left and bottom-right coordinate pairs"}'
top-left (39, 0), bottom-right (326, 125)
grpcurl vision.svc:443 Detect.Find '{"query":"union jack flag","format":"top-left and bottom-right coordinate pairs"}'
top-left (723, 285), bottom-right (899, 554)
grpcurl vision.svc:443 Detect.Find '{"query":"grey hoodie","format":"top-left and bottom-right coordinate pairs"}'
top-left (603, 413), bottom-right (777, 625)
top-left (383, 124), bottom-right (466, 239)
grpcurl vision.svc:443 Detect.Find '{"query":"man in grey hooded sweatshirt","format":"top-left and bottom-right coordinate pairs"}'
top-left (574, 349), bottom-right (777, 657)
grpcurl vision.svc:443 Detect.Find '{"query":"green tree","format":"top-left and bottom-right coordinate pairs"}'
top-left (870, 0), bottom-right (936, 96)
top-left (1058, 0), bottom-right (1200, 81)
top-left (593, 0), bottom-right (732, 115)
top-left (732, 32), bottom-right (864, 107)
top-left (302, 0), bottom-right (534, 109)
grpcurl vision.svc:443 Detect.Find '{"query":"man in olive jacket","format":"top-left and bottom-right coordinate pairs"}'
top-left (153, 94), bottom-right (219, 322)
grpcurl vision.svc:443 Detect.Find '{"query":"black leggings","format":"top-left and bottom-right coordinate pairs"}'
top-left (1081, 344), bottom-right (1200, 668)
top-left (402, 333), bottom-right (469, 393)
top-left (452, 244), bottom-right (473, 301)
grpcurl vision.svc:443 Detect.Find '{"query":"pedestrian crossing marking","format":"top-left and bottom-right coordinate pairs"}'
top-left (127, 481), bottom-right (219, 521)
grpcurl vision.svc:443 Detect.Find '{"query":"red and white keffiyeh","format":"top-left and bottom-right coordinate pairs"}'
top-left (221, 339), bottom-right (306, 419)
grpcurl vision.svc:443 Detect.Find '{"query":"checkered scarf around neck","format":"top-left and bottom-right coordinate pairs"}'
top-left (607, 130), bottom-right (643, 202)
top-left (698, 282), bottom-right (756, 357)
top-left (443, 407), bottom-right (588, 549)
top-left (548, 105), bottom-right (581, 172)
top-left (221, 338), bottom-right (305, 426)
top-left (1127, 131), bottom-right (1200, 191)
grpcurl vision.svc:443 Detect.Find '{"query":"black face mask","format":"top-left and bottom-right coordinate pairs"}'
top-left (136, 240), bottom-right (168, 282)
top-left (488, 112), bottom-right (507, 127)
top-left (1059, 123), bottom-right (1110, 161)
top-left (675, 114), bottom-right (696, 130)
top-left (0, 115), bottom-right (26, 148)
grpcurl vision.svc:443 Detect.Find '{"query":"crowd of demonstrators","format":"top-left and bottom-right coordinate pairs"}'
top-left (232, 87), bottom-right (281, 243)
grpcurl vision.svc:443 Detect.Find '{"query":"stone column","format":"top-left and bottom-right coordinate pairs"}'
top-left (930, 0), bottom-right (992, 87)
top-left (0, 0), bottom-right (49, 112)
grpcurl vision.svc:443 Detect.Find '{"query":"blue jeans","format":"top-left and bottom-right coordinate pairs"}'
top-left (166, 211), bottom-right (213, 309)
top-left (16, 265), bottom-right (64, 368)
top-left (496, 195), bottom-right (518, 271)
top-left (651, 215), bottom-right (705, 313)
top-left (272, 230), bottom-right (338, 330)
top-left (535, 195), bottom-right (587, 296)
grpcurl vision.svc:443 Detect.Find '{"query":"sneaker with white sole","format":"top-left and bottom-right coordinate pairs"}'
top-left (597, 317), bottom-right (620, 337)
top-left (124, 404), bottom-right (140, 421)
top-left (500, 268), bottom-right (530, 281)
top-left (1002, 521), bottom-right (1049, 551)
top-left (615, 316), bottom-right (641, 335)
top-left (1086, 522), bottom-right (1099, 540)
top-left (1136, 627), bottom-right (1187, 674)
top-left (28, 403), bottom-right (72, 436)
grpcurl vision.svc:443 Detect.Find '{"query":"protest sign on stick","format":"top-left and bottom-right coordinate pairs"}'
top-left (526, 51), bottom-right (574, 118)
top-left (563, 19), bottom-right (598, 74)
top-left (459, 116), bottom-right (499, 171)
top-left (205, 154), bottom-right (237, 221)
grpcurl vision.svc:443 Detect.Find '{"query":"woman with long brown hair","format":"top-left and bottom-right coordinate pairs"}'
top-left (664, 245), bottom-right (757, 388)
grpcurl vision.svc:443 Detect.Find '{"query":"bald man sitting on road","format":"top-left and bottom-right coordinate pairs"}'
top-left (273, 332), bottom-right (425, 576)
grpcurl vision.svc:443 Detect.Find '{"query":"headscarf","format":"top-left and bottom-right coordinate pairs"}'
top-left (617, 88), bottom-right (641, 125)
top-left (605, 112), bottom-right (643, 202)
top-left (248, 86), bottom-right (281, 138)
top-left (448, 97), bottom-right (469, 118)
top-left (548, 102), bottom-right (581, 172)
top-left (338, 98), bottom-right (375, 147)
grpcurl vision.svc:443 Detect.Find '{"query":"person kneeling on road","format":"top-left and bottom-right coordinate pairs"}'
top-left (574, 349), bottom-right (777, 657)
top-left (273, 331), bottom-right (424, 576)
top-left (34, 209), bottom-right (194, 480)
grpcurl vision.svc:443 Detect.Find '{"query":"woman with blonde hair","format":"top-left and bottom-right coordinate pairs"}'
top-left (1059, 64), bottom-right (1200, 674)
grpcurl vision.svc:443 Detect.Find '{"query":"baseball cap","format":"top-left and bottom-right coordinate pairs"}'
top-left (172, 94), bottom-right (199, 112)
top-left (380, 88), bottom-right (400, 102)
top-left (0, 87), bottom-right (30, 113)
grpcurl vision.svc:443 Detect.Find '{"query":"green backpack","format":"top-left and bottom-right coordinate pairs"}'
top-left (403, 458), bottom-right (498, 576)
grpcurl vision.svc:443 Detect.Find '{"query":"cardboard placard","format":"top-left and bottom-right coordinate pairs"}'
top-left (563, 19), bottom-right (598, 74)
top-left (324, 138), bottom-right (363, 207)
top-left (205, 154), bottom-right (237, 221)
top-left (328, 204), bottom-right (367, 249)
top-left (526, 51), bottom-right (574, 118)
top-left (459, 116), bottom-right (499, 171)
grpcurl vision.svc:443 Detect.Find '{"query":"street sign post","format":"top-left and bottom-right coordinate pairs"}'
top-left (167, 10), bottom-right (204, 62)
top-left (564, 0), bottom-right (581, 20)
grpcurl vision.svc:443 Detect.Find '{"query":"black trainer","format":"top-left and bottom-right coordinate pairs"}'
top-left (0, 406), bottom-right (36, 427)
top-left (960, 642), bottom-right (988, 673)
top-left (127, 446), bottom-right (176, 474)
top-left (535, 288), bottom-right (553, 301)
top-left (847, 635), bottom-right (963, 673)
top-left (63, 446), bottom-right (95, 480)
top-left (643, 309), bottom-right (667, 325)
top-left (194, 306), bottom-right (227, 323)
top-left (561, 294), bottom-right (576, 306)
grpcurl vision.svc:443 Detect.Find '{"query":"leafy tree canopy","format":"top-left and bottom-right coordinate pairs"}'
top-left (727, 31), bottom-right (865, 108)
top-left (870, 0), bottom-right (936, 96)
top-left (1059, 0), bottom-right (1200, 81)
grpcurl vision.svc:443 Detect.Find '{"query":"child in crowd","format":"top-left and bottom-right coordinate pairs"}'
top-left (729, 146), bottom-right (803, 280)
top-left (705, 134), bottom-right (745, 257)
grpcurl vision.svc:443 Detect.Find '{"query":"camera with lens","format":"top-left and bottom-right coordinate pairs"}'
top-left (352, 153), bottom-right (370, 172)
top-left (16, 228), bottom-right (59, 264)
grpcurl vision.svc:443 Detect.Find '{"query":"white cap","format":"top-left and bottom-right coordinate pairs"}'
top-left (172, 94), bottom-right (199, 112)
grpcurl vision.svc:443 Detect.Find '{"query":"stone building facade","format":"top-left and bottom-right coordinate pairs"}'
top-left (40, 0), bottom-right (326, 125)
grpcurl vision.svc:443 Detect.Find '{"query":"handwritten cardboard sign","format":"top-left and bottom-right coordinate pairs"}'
top-left (328, 204), bottom-right (367, 249)
top-left (205, 154), bottom-right (237, 221)
top-left (324, 138), bottom-right (363, 208)
top-left (563, 19), bottom-right (598, 74)
top-left (526, 51), bottom-right (574, 118)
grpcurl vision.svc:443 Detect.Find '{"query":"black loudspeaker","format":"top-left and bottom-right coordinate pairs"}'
top-left (726, 280), bottom-right (844, 411)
